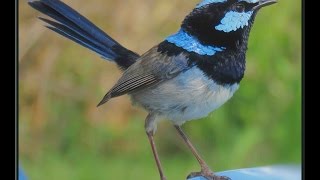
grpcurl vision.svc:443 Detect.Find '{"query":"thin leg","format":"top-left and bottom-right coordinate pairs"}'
top-left (145, 114), bottom-right (167, 180)
top-left (147, 132), bottom-right (167, 180)
top-left (174, 125), bottom-right (231, 180)
top-left (174, 125), bottom-right (211, 173)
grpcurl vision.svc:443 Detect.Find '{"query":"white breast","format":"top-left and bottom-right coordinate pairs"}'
top-left (131, 67), bottom-right (239, 125)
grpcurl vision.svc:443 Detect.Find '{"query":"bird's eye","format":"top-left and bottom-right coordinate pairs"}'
top-left (235, 4), bottom-right (245, 12)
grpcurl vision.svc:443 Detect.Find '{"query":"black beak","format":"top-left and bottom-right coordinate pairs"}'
top-left (252, 0), bottom-right (277, 11)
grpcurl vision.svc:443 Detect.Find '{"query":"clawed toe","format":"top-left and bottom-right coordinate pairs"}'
top-left (187, 171), bottom-right (231, 180)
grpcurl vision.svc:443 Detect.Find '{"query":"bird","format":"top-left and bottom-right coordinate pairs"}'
top-left (28, 0), bottom-right (277, 179)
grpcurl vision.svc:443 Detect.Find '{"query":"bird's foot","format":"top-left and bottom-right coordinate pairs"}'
top-left (187, 171), bottom-right (231, 180)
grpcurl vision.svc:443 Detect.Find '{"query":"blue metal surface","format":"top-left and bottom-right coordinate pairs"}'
top-left (18, 164), bottom-right (301, 180)
top-left (188, 165), bottom-right (301, 180)
top-left (19, 167), bottom-right (28, 180)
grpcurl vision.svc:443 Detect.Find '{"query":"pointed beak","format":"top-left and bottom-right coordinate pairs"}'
top-left (252, 0), bottom-right (277, 11)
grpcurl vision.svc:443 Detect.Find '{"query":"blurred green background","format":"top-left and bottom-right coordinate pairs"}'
top-left (19, 0), bottom-right (301, 179)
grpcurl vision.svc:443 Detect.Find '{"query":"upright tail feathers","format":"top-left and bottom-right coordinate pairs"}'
top-left (28, 0), bottom-right (140, 69)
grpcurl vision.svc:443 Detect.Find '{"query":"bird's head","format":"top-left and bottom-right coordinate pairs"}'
top-left (181, 0), bottom-right (277, 50)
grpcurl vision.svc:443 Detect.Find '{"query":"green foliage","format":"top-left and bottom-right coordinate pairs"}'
top-left (19, 0), bottom-right (301, 179)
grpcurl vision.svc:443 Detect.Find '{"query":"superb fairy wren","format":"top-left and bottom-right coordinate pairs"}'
top-left (28, 0), bottom-right (277, 179)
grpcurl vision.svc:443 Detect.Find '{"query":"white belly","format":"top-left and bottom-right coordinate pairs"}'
top-left (131, 67), bottom-right (239, 125)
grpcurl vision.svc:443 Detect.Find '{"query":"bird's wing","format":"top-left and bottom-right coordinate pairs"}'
top-left (97, 46), bottom-right (191, 106)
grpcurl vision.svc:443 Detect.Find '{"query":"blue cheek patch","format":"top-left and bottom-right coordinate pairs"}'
top-left (166, 30), bottom-right (225, 56)
top-left (243, 0), bottom-right (259, 3)
top-left (215, 11), bottom-right (253, 32)
top-left (196, 0), bottom-right (227, 8)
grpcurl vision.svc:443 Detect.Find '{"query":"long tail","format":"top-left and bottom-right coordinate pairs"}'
top-left (28, 0), bottom-right (140, 69)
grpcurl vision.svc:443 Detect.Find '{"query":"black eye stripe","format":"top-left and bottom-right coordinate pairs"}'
top-left (235, 4), bottom-right (245, 12)
top-left (232, 1), bottom-right (257, 12)
top-left (232, 2), bottom-right (245, 12)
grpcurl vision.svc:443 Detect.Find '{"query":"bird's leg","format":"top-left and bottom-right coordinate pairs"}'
top-left (174, 125), bottom-right (231, 180)
top-left (147, 133), bottom-right (167, 180)
top-left (174, 125), bottom-right (211, 174)
top-left (145, 114), bottom-right (167, 180)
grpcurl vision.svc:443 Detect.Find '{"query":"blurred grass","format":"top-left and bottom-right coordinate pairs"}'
top-left (19, 0), bottom-right (301, 179)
